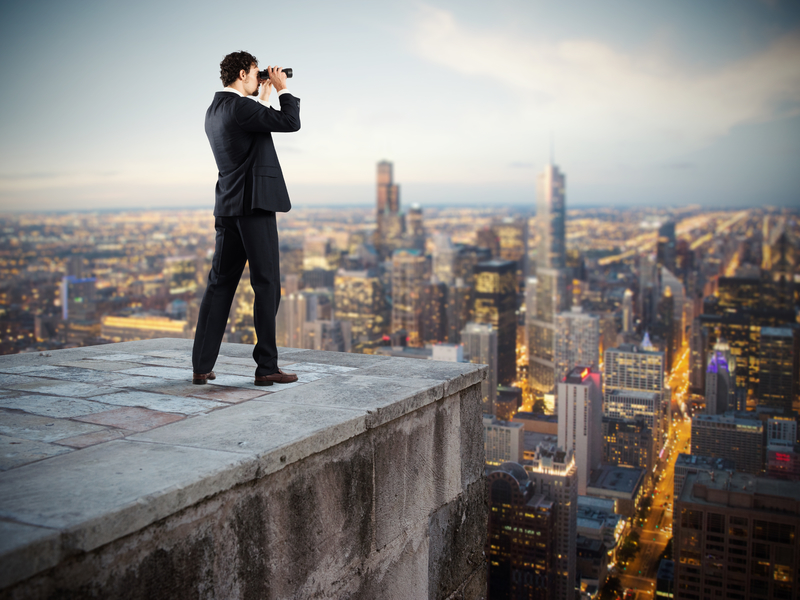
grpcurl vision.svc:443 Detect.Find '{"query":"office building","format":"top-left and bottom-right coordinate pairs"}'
top-left (522, 443), bottom-right (578, 600)
top-left (602, 415), bottom-right (654, 472)
top-left (585, 465), bottom-right (646, 518)
top-left (462, 322), bottom-right (498, 414)
top-left (472, 260), bottom-right (517, 385)
top-left (484, 416), bottom-right (525, 465)
top-left (391, 249), bottom-right (427, 346)
top-left (603, 389), bottom-right (661, 430)
top-left (758, 326), bottom-right (798, 414)
top-left (691, 412), bottom-right (766, 476)
top-left (674, 470), bottom-right (800, 600)
top-left (557, 365), bottom-right (603, 495)
top-left (698, 274), bottom-right (795, 399)
top-left (604, 343), bottom-right (667, 449)
top-left (333, 268), bottom-right (388, 350)
top-left (420, 280), bottom-right (447, 344)
top-left (554, 307), bottom-right (600, 382)
top-left (486, 462), bottom-right (558, 600)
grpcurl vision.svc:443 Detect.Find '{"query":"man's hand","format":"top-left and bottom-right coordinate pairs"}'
top-left (259, 78), bottom-right (272, 103)
top-left (267, 66), bottom-right (288, 92)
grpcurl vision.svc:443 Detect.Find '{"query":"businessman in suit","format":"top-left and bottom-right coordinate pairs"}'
top-left (192, 51), bottom-right (300, 387)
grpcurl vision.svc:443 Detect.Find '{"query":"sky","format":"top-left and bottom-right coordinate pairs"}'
top-left (1, 0), bottom-right (799, 212)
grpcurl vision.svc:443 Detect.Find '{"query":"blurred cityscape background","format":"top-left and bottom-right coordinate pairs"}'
top-left (1, 159), bottom-right (798, 598)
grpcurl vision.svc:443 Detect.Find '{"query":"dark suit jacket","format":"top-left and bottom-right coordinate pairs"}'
top-left (205, 91), bottom-right (301, 216)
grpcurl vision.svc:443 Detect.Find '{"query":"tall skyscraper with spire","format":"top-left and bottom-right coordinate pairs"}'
top-left (536, 164), bottom-right (566, 270)
top-left (374, 160), bottom-right (402, 259)
top-left (528, 163), bottom-right (569, 398)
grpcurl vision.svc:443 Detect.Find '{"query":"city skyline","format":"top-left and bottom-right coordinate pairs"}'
top-left (1, 0), bottom-right (799, 212)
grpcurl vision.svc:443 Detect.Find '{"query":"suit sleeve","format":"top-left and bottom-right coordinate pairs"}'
top-left (234, 94), bottom-right (301, 133)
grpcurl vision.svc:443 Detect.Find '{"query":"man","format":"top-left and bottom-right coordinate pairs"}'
top-left (192, 51), bottom-right (300, 387)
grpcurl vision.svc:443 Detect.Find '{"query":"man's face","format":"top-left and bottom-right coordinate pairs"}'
top-left (242, 64), bottom-right (260, 97)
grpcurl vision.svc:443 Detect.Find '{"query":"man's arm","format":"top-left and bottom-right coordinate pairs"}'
top-left (234, 66), bottom-right (300, 133)
top-left (234, 94), bottom-right (300, 133)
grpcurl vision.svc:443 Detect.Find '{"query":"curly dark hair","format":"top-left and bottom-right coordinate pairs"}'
top-left (220, 51), bottom-right (258, 87)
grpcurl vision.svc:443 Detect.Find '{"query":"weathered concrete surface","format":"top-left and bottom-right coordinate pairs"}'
top-left (0, 339), bottom-right (487, 599)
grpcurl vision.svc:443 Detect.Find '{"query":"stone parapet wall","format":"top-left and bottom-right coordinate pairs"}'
top-left (0, 340), bottom-right (487, 599)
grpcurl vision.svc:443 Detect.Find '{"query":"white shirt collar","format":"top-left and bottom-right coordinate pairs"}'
top-left (223, 86), bottom-right (247, 97)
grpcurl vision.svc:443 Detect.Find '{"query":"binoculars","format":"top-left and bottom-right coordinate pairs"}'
top-left (258, 68), bottom-right (293, 80)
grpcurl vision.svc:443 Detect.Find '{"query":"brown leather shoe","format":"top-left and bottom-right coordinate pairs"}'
top-left (254, 369), bottom-right (298, 386)
top-left (192, 371), bottom-right (216, 385)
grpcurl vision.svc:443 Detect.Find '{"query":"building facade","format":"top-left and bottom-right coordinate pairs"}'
top-left (690, 412), bottom-right (765, 476)
top-left (674, 470), bottom-right (800, 600)
top-left (472, 260), bottom-right (517, 386)
top-left (554, 307), bottom-right (600, 383)
top-left (557, 365), bottom-right (603, 495)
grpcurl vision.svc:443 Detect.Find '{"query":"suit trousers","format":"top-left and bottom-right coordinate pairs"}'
top-left (192, 211), bottom-right (281, 376)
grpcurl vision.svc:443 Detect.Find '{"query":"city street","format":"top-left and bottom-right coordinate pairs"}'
top-left (616, 348), bottom-right (692, 598)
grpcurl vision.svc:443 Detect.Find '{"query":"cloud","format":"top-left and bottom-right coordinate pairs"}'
top-left (411, 6), bottom-right (800, 152)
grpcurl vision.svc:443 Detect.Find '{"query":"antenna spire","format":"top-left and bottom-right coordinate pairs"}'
top-left (550, 132), bottom-right (555, 165)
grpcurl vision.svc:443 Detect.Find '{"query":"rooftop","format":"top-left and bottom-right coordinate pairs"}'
top-left (675, 452), bottom-right (735, 471)
top-left (0, 338), bottom-right (487, 595)
top-left (680, 469), bottom-right (800, 513)
top-left (587, 465), bottom-right (645, 495)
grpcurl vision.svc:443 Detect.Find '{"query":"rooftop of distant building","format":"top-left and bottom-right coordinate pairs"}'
top-left (587, 464), bottom-right (645, 495)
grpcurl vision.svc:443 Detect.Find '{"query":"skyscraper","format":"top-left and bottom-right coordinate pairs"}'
top-left (374, 160), bottom-right (402, 259)
top-left (528, 269), bottom-right (569, 396)
top-left (486, 462), bottom-right (558, 600)
top-left (391, 249), bottom-right (427, 346)
top-left (536, 164), bottom-right (566, 270)
top-left (473, 260), bottom-right (517, 385)
top-left (554, 307), bottom-right (600, 382)
top-left (557, 365), bottom-right (603, 495)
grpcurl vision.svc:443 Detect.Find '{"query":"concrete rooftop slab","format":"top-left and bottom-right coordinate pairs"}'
top-left (0, 338), bottom-right (486, 590)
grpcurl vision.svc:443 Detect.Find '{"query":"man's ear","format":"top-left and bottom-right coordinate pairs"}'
top-left (239, 69), bottom-right (247, 81)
